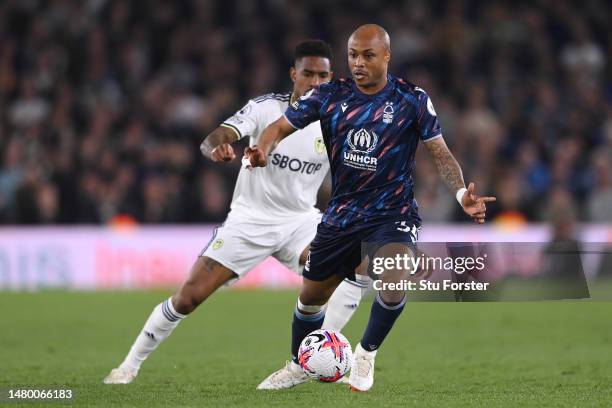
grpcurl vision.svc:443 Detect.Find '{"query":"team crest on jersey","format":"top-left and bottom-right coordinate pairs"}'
top-left (314, 137), bottom-right (326, 154)
top-left (212, 239), bottom-right (224, 250)
top-left (344, 128), bottom-right (378, 171)
top-left (383, 102), bottom-right (394, 124)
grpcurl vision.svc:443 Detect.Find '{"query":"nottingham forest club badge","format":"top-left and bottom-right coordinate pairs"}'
top-left (383, 101), bottom-right (394, 124)
top-left (314, 137), bottom-right (326, 154)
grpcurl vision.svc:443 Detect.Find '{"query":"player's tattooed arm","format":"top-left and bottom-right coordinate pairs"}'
top-left (424, 136), bottom-right (497, 223)
top-left (200, 126), bottom-right (240, 162)
top-left (424, 137), bottom-right (465, 192)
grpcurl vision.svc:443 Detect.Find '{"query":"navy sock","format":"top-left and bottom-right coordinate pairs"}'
top-left (291, 307), bottom-right (325, 363)
top-left (360, 293), bottom-right (406, 352)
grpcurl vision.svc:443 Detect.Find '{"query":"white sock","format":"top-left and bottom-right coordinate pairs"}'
top-left (322, 275), bottom-right (372, 331)
top-left (119, 298), bottom-right (185, 372)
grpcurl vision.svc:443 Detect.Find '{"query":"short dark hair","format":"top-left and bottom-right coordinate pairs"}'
top-left (294, 40), bottom-right (333, 63)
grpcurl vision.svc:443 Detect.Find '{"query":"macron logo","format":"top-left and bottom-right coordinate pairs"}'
top-left (341, 103), bottom-right (348, 112)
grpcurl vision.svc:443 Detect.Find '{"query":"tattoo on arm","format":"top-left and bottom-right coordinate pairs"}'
top-left (424, 138), bottom-right (465, 193)
top-left (200, 126), bottom-right (240, 159)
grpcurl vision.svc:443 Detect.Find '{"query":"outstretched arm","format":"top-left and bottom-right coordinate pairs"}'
top-left (424, 137), bottom-right (496, 223)
top-left (423, 137), bottom-right (465, 192)
top-left (200, 126), bottom-right (240, 162)
top-left (243, 116), bottom-right (297, 167)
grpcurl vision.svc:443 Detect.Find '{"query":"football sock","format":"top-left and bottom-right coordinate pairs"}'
top-left (291, 305), bottom-right (325, 364)
top-left (360, 293), bottom-right (406, 352)
top-left (323, 275), bottom-right (372, 331)
top-left (120, 298), bottom-right (186, 371)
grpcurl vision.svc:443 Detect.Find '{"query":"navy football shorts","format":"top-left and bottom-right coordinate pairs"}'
top-left (303, 218), bottom-right (420, 282)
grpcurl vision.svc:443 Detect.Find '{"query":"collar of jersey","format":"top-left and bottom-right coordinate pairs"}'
top-left (350, 74), bottom-right (393, 99)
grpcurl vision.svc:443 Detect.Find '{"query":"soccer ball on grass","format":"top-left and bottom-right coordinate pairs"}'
top-left (297, 329), bottom-right (353, 382)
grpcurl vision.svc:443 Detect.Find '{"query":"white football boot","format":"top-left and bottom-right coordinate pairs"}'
top-left (348, 343), bottom-right (377, 392)
top-left (103, 366), bottom-right (138, 384)
top-left (336, 375), bottom-right (350, 384)
top-left (256, 361), bottom-right (309, 390)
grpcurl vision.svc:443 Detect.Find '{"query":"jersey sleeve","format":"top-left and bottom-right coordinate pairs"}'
top-left (220, 100), bottom-right (261, 139)
top-left (415, 88), bottom-right (442, 142)
top-left (283, 87), bottom-right (324, 129)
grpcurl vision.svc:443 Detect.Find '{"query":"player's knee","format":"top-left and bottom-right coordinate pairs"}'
top-left (298, 289), bottom-right (329, 307)
top-left (173, 284), bottom-right (208, 315)
top-left (172, 293), bottom-right (197, 315)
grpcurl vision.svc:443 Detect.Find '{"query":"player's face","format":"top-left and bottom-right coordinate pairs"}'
top-left (348, 37), bottom-right (390, 90)
top-left (290, 56), bottom-right (333, 98)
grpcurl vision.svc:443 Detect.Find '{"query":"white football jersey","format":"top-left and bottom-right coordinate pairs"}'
top-left (221, 92), bottom-right (329, 218)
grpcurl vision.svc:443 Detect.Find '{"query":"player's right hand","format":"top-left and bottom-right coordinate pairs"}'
top-left (244, 145), bottom-right (267, 167)
top-left (211, 144), bottom-right (236, 162)
top-left (460, 182), bottom-right (496, 224)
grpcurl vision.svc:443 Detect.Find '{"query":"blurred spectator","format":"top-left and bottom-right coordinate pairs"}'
top-left (586, 150), bottom-right (612, 222)
top-left (489, 171), bottom-right (530, 226)
top-left (540, 188), bottom-right (589, 298)
top-left (8, 77), bottom-right (50, 127)
top-left (0, 0), bottom-right (610, 224)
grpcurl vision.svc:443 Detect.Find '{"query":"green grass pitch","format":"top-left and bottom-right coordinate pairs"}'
top-left (1, 290), bottom-right (611, 407)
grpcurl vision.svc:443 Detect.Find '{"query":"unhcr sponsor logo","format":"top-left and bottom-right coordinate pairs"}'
top-left (344, 128), bottom-right (378, 171)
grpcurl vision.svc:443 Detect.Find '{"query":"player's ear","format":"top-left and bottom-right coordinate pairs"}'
top-left (385, 50), bottom-right (391, 63)
top-left (329, 70), bottom-right (334, 80)
top-left (289, 66), bottom-right (297, 83)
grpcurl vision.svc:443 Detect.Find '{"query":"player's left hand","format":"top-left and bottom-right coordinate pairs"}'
top-left (244, 145), bottom-right (267, 168)
top-left (460, 182), bottom-right (496, 224)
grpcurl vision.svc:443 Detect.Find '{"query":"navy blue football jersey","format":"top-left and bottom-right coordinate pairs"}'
top-left (284, 75), bottom-right (442, 228)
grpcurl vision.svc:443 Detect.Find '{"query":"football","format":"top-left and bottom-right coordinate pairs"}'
top-left (297, 329), bottom-right (353, 382)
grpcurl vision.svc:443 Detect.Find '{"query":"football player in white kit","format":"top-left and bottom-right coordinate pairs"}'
top-left (103, 40), bottom-right (371, 385)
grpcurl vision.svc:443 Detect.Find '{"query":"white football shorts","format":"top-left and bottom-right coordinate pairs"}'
top-left (200, 208), bottom-right (322, 281)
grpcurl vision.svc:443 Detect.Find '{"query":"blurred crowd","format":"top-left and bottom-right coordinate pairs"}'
top-left (0, 0), bottom-right (610, 225)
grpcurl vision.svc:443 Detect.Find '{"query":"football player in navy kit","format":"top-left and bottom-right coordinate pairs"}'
top-left (249, 25), bottom-right (496, 391)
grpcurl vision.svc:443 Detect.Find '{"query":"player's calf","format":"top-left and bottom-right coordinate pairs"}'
top-left (291, 275), bottom-right (344, 362)
top-left (104, 256), bottom-right (235, 384)
top-left (258, 275), bottom-right (344, 390)
top-left (349, 243), bottom-right (413, 391)
top-left (257, 299), bottom-right (326, 390)
top-left (257, 299), bottom-right (326, 391)
top-left (322, 275), bottom-right (372, 332)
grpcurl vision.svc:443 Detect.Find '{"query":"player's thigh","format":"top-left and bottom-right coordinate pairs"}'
top-left (274, 210), bottom-right (321, 273)
top-left (366, 219), bottom-right (419, 303)
top-left (299, 274), bottom-right (345, 306)
top-left (303, 222), bottom-right (363, 284)
top-left (200, 213), bottom-right (278, 281)
top-left (372, 242), bottom-right (416, 304)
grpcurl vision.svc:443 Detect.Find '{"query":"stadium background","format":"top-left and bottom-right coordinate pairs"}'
top-left (1, 0), bottom-right (610, 226)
